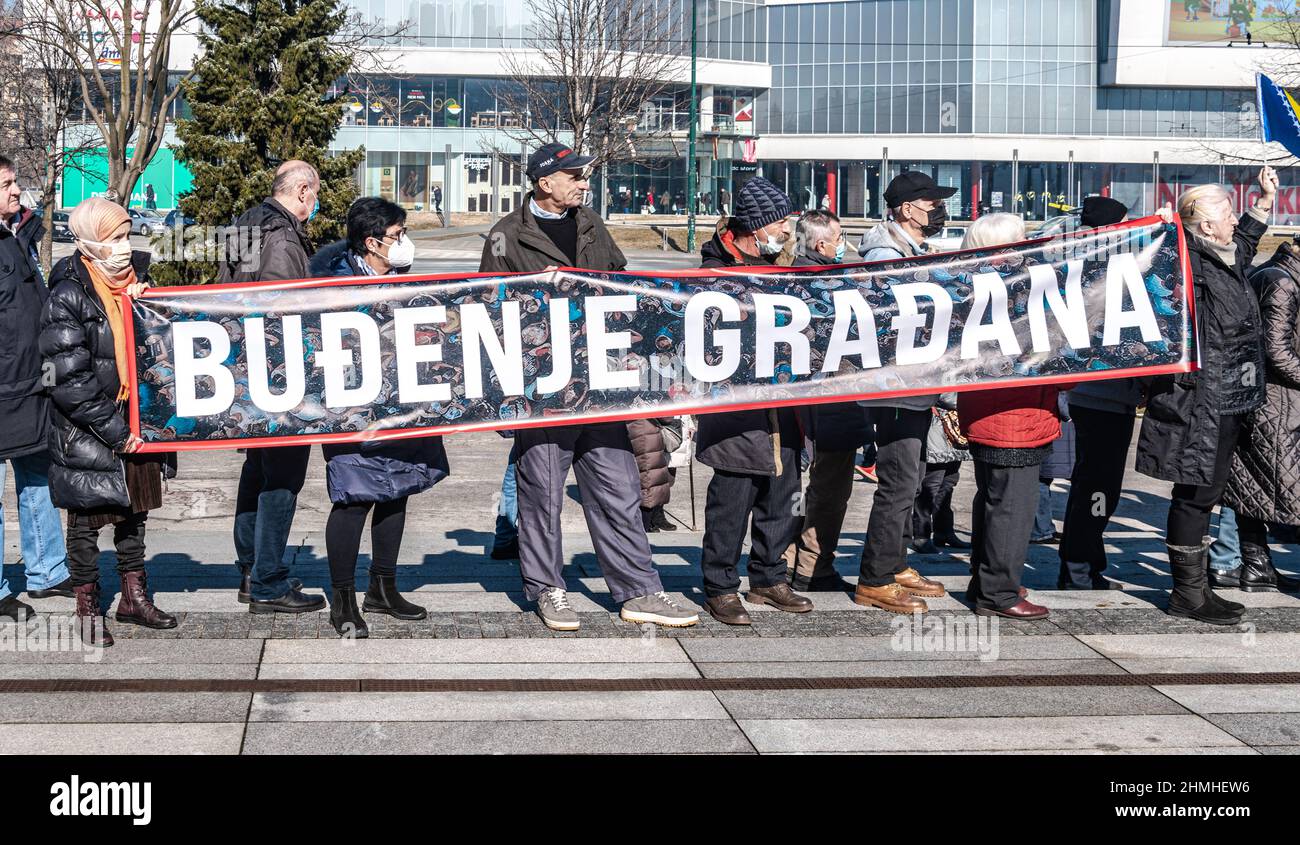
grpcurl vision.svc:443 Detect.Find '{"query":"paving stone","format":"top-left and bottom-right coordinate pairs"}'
top-left (0, 723), bottom-right (245, 754)
top-left (260, 637), bottom-right (690, 664)
top-left (256, 662), bottom-right (704, 680)
top-left (737, 714), bottom-right (1247, 753)
top-left (696, 658), bottom-right (1128, 678)
top-left (0, 692), bottom-right (252, 724)
top-left (242, 719), bottom-right (753, 754)
top-left (249, 690), bottom-right (730, 722)
top-left (1203, 713), bottom-right (1300, 746)
top-left (1152, 684), bottom-right (1300, 715)
top-left (679, 635), bottom-right (1101, 663)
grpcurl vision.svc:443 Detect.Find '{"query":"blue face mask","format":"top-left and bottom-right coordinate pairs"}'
top-left (834, 240), bottom-right (846, 262)
top-left (308, 199), bottom-right (320, 221)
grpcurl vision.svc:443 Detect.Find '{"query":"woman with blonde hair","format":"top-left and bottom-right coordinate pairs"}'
top-left (39, 197), bottom-right (176, 646)
top-left (1136, 166), bottom-right (1278, 625)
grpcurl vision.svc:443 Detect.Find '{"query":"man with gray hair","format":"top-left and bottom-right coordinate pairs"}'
top-left (224, 159), bottom-right (324, 614)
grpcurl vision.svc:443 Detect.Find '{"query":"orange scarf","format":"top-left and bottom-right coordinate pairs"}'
top-left (81, 255), bottom-right (136, 401)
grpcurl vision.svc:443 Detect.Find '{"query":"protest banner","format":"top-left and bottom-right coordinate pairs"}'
top-left (127, 216), bottom-right (1193, 452)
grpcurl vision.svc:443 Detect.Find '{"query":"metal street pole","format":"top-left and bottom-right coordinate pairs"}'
top-left (686, 0), bottom-right (698, 252)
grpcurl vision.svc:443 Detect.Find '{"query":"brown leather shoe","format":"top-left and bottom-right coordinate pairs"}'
top-left (73, 581), bottom-right (113, 648)
top-left (747, 582), bottom-right (813, 613)
top-left (705, 593), bottom-right (752, 626)
top-left (854, 582), bottom-right (928, 614)
top-left (894, 567), bottom-right (946, 597)
top-left (975, 598), bottom-right (1050, 619)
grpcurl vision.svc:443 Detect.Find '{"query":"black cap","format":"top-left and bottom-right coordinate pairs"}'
top-left (1079, 195), bottom-right (1128, 228)
top-left (526, 142), bottom-right (596, 181)
top-left (884, 171), bottom-right (958, 209)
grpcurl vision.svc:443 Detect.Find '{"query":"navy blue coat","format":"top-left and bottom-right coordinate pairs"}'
top-left (315, 241), bottom-right (448, 503)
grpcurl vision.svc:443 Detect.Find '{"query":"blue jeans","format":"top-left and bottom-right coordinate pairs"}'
top-left (492, 444), bottom-right (519, 550)
top-left (0, 453), bottom-right (70, 600)
top-left (1209, 506), bottom-right (1241, 573)
top-left (1033, 481), bottom-right (1056, 540)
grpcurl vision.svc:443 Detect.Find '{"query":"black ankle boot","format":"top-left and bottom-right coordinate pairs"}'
top-left (329, 588), bottom-right (369, 638)
top-left (1240, 541), bottom-right (1300, 592)
top-left (641, 508), bottom-right (658, 533)
top-left (1166, 541), bottom-right (1244, 625)
top-left (362, 575), bottom-right (427, 620)
top-left (650, 505), bottom-right (675, 531)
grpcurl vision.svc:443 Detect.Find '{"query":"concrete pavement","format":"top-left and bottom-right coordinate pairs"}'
top-left (3, 430), bottom-right (1299, 755)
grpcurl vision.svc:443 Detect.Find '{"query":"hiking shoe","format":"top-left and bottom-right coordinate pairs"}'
top-left (620, 591), bottom-right (699, 627)
top-left (536, 587), bottom-right (580, 631)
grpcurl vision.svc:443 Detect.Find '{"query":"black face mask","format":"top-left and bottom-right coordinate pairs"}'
top-left (915, 202), bottom-right (949, 238)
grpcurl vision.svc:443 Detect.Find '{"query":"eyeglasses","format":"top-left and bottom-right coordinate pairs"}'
top-left (379, 227), bottom-right (408, 242)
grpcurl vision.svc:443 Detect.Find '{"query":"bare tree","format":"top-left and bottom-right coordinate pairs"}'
top-left (1, 9), bottom-right (100, 271)
top-left (495, 0), bottom-right (686, 171)
top-left (24, 0), bottom-right (197, 206)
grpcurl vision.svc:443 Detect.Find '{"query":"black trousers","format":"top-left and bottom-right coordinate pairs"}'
top-left (324, 498), bottom-right (409, 590)
top-left (67, 512), bottom-right (147, 587)
top-left (1168, 413), bottom-right (1243, 547)
top-left (913, 460), bottom-right (961, 541)
top-left (970, 458), bottom-right (1040, 611)
top-left (700, 449), bottom-right (802, 597)
top-left (1059, 405), bottom-right (1135, 570)
top-left (858, 407), bottom-right (931, 586)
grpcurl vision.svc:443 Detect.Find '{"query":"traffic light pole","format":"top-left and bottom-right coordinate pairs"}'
top-left (686, 0), bottom-right (698, 253)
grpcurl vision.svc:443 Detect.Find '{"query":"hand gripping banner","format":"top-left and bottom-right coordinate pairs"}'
top-left (127, 216), bottom-right (1194, 452)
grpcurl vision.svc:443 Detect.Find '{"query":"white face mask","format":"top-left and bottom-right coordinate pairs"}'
top-left (756, 232), bottom-right (784, 255)
top-left (78, 237), bottom-right (132, 273)
top-left (382, 233), bottom-right (415, 269)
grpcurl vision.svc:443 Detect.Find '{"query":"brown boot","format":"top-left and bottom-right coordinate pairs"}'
top-left (705, 593), bottom-right (752, 626)
top-left (747, 582), bottom-right (813, 613)
top-left (895, 567), bottom-right (946, 597)
top-left (73, 582), bottom-right (113, 648)
top-left (115, 571), bottom-right (178, 630)
top-left (854, 582), bottom-right (928, 614)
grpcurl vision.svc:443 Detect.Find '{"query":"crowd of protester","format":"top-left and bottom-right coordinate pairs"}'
top-left (1, 148), bottom-right (1297, 646)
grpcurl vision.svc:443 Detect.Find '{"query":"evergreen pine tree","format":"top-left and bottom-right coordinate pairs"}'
top-left (153, 0), bottom-right (364, 284)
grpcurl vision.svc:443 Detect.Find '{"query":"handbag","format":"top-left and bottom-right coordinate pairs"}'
top-left (938, 408), bottom-right (969, 448)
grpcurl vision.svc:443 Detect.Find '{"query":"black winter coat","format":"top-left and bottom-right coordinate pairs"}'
top-left (1136, 211), bottom-right (1268, 486)
top-left (0, 208), bottom-right (52, 460)
top-left (1224, 243), bottom-right (1300, 524)
top-left (218, 198), bottom-right (314, 284)
top-left (39, 252), bottom-right (150, 509)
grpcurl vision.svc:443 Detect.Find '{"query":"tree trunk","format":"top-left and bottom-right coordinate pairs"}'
top-left (40, 155), bottom-right (57, 276)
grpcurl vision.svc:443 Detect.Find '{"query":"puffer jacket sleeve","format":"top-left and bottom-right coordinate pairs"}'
top-left (256, 227), bottom-right (311, 282)
top-left (39, 292), bottom-right (130, 450)
top-left (1233, 209), bottom-right (1268, 271)
top-left (1260, 271), bottom-right (1300, 390)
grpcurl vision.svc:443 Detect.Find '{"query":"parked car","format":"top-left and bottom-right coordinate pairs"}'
top-left (31, 208), bottom-right (74, 242)
top-left (924, 225), bottom-right (968, 252)
top-left (128, 207), bottom-right (164, 236)
top-left (163, 208), bottom-right (196, 230)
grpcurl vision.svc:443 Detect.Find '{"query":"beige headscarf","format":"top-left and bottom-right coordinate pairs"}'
top-left (68, 197), bottom-right (136, 399)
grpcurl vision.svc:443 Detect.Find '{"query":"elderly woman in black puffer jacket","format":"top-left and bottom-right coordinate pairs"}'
top-left (1136, 166), bottom-right (1278, 626)
top-left (1221, 239), bottom-right (1300, 594)
top-left (39, 198), bottom-right (176, 647)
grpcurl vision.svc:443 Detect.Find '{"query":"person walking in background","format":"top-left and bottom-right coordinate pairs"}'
top-left (1058, 195), bottom-right (1138, 590)
top-left (0, 154), bottom-right (72, 622)
top-left (223, 161), bottom-right (325, 615)
top-left (479, 142), bottom-right (697, 631)
top-left (696, 177), bottom-right (813, 625)
top-left (1136, 167), bottom-right (1277, 625)
top-left (1031, 398), bottom-right (1074, 545)
top-left (310, 197), bottom-right (443, 637)
top-left (1220, 236), bottom-right (1300, 592)
top-left (40, 198), bottom-right (176, 647)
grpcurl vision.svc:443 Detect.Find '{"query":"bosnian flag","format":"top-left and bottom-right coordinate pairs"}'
top-left (1257, 72), bottom-right (1300, 159)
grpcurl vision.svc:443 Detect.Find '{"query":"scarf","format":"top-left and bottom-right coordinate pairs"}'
top-left (1193, 231), bottom-right (1238, 267)
top-left (69, 198), bottom-right (137, 400)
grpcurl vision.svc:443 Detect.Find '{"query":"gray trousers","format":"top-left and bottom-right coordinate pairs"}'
top-left (515, 422), bottom-right (663, 604)
top-left (969, 458), bottom-right (1041, 611)
top-left (858, 407), bottom-right (931, 586)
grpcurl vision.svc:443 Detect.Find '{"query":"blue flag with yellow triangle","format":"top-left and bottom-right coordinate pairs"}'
top-left (1257, 72), bottom-right (1300, 159)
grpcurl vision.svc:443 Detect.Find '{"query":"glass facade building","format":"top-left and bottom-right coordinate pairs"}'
top-left (71, 0), bottom-right (1296, 223)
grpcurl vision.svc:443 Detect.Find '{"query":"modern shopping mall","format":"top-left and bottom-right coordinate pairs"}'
top-left (61, 0), bottom-right (1300, 223)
